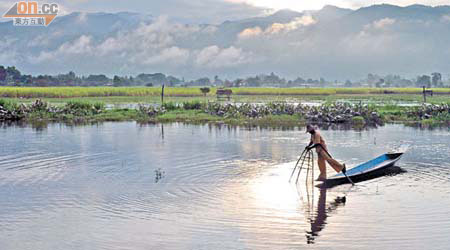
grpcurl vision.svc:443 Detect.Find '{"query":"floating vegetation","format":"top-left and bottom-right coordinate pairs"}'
top-left (154, 168), bottom-right (165, 183)
top-left (162, 102), bottom-right (178, 111)
top-left (205, 102), bottom-right (384, 125)
top-left (407, 104), bottom-right (450, 120)
top-left (63, 100), bottom-right (105, 115)
top-left (0, 99), bottom-right (106, 121)
top-left (304, 103), bottom-right (383, 124)
top-left (0, 99), bottom-right (23, 121)
top-left (18, 99), bottom-right (58, 113)
top-left (138, 104), bottom-right (166, 117)
top-left (182, 100), bottom-right (203, 110)
top-left (351, 116), bottom-right (365, 124)
top-left (1, 98), bottom-right (449, 126)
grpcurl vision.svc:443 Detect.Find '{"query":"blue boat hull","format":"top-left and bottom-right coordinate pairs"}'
top-left (316, 152), bottom-right (404, 188)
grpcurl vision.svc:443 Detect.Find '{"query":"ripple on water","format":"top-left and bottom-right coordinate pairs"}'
top-left (1, 123), bottom-right (450, 250)
top-left (403, 161), bottom-right (450, 186)
top-left (0, 152), bottom-right (85, 186)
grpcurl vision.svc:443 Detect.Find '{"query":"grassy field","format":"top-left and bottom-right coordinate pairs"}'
top-left (1, 87), bottom-right (450, 105)
top-left (83, 94), bottom-right (450, 104)
top-left (2, 94), bottom-right (449, 105)
top-left (1, 87), bottom-right (450, 98)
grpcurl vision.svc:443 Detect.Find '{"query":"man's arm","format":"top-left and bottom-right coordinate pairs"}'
top-left (305, 136), bottom-right (314, 149)
top-left (306, 133), bottom-right (322, 150)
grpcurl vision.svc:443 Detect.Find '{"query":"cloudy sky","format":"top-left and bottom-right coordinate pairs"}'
top-left (1, 0), bottom-right (450, 23)
top-left (1, 1), bottom-right (450, 79)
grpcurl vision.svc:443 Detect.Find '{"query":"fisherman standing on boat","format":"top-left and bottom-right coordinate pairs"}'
top-left (305, 124), bottom-right (346, 181)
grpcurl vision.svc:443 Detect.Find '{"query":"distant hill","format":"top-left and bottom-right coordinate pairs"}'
top-left (1, 4), bottom-right (449, 80)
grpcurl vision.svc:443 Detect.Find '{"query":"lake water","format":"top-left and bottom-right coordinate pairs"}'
top-left (1, 122), bottom-right (449, 250)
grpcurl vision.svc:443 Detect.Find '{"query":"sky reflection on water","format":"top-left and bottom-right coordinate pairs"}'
top-left (0, 122), bottom-right (449, 250)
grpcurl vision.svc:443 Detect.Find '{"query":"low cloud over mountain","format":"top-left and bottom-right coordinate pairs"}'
top-left (1, 4), bottom-right (450, 80)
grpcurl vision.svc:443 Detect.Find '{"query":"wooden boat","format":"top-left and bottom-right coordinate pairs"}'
top-left (317, 152), bottom-right (404, 188)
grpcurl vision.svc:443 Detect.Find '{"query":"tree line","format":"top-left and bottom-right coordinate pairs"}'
top-left (0, 65), bottom-right (448, 88)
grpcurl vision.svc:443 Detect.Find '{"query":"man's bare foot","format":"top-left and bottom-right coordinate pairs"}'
top-left (315, 176), bottom-right (327, 182)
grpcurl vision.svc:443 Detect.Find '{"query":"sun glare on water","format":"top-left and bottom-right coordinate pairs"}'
top-left (249, 162), bottom-right (309, 213)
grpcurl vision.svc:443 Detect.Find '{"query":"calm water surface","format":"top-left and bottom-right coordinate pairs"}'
top-left (0, 122), bottom-right (449, 250)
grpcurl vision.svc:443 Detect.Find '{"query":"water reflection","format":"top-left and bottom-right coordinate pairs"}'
top-left (405, 122), bottom-right (450, 131)
top-left (3, 119), bottom-right (449, 133)
top-left (300, 187), bottom-right (348, 244)
top-left (0, 122), bottom-right (449, 250)
top-left (0, 120), bottom-right (102, 131)
top-left (296, 164), bottom-right (406, 243)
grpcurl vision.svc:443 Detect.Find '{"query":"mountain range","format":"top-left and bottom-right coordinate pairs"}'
top-left (1, 4), bottom-right (450, 80)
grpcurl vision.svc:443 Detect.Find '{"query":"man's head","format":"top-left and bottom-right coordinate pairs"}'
top-left (306, 124), bottom-right (315, 134)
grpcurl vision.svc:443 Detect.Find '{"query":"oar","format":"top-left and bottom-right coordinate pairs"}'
top-left (289, 148), bottom-right (307, 182)
top-left (317, 144), bottom-right (355, 186)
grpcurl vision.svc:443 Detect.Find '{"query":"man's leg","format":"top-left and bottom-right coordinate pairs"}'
top-left (317, 153), bottom-right (327, 178)
top-left (319, 151), bottom-right (344, 173)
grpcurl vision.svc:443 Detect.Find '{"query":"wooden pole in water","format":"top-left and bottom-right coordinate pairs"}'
top-left (161, 84), bottom-right (165, 104)
top-left (423, 86), bottom-right (426, 103)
